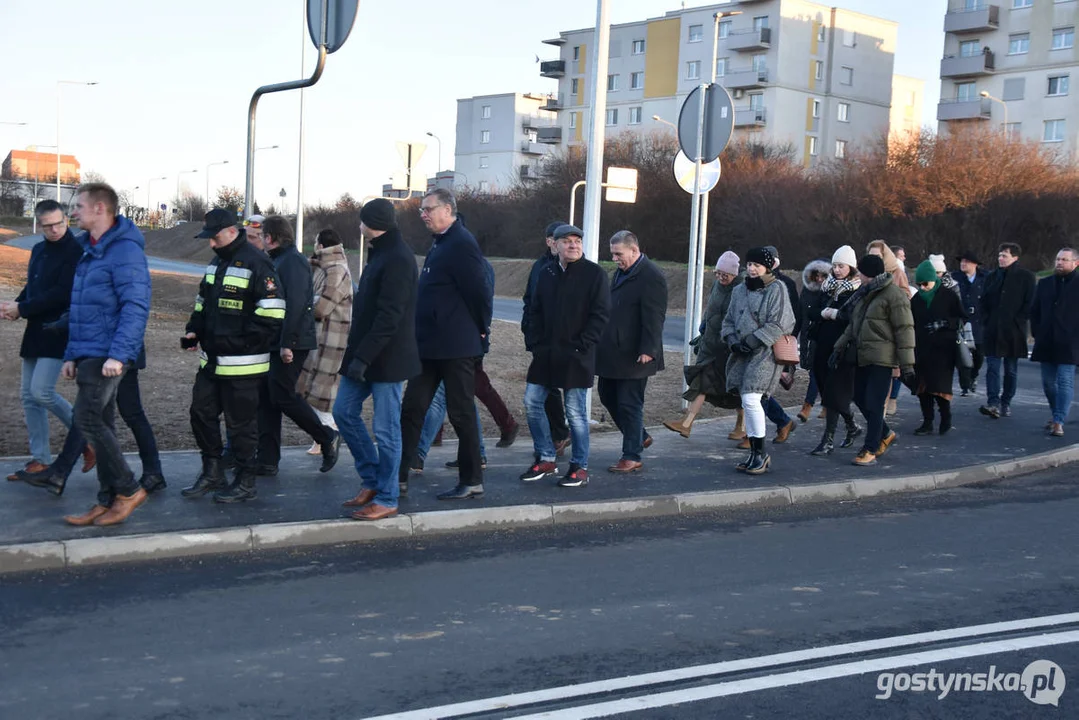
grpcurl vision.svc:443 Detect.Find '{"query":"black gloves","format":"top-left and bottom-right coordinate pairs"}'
top-left (345, 359), bottom-right (368, 382)
top-left (900, 368), bottom-right (917, 392)
top-left (828, 347), bottom-right (844, 370)
top-left (742, 334), bottom-right (763, 351)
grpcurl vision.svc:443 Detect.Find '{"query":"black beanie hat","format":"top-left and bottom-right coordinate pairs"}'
top-left (858, 253), bottom-right (886, 278)
top-left (745, 246), bottom-right (775, 272)
top-left (360, 199), bottom-right (397, 231)
top-left (544, 221), bottom-right (563, 238)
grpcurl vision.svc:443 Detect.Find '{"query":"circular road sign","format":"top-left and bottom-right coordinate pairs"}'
top-left (307, 0), bottom-right (360, 54)
top-left (673, 151), bottom-right (721, 194)
top-left (677, 83), bottom-right (735, 164)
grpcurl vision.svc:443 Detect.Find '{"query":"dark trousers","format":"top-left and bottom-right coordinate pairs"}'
top-left (853, 364), bottom-right (894, 455)
top-left (545, 389), bottom-right (569, 443)
top-left (257, 350), bottom-right (333, 467)
top-left (958, 344), bottom-right (985, 392)
top-left (400, 358), bottom-right (483, 486)
top-left (73, 358), bottom-right (138, 506)
top-left (597, 377), bottom-right (648, 462)
top-left (473, 358), bottom-right (515, 433)
top-left (190, 368), bottom-right (261, 470)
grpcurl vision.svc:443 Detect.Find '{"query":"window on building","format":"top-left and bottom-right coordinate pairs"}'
top-left (753, 16), bottom-right (769, 31)
top-left (838, 102), bottom-right (850, 122)
top-left (1049, 75), bottom-right (1070, 95)
top-left (686, 60), bottom-right (701, 80)
top-left (1005, 122), bottom-right (1022, 138)
top-left (605, 108), bottom-right (618, 126)
top-left (631, 71), bottom-right (644, 90)
top-left (1044, 119), bottom-right (1066, 142)
top-left (843, 30), bottom-right (856, 47)
top-left (812, 99), bottom-right (821, 118)
top-left (688, 24), bottom-right (703, 43)
top-left (752, 54), bottom-right (767, 72)
top-left (569, 113), bottom-right (577, 129)
top-left (607, 74), bottom-right (619, 91)
top-left (480, 130), bottom-right (490, 144)
top-left (959, 40), bottom-right (981, 57)
top-left (815, 60), bottom-right (824, 80)
top-left (809, 136), bottom-right (819, 156)
top-left (719, 20), bottom-right (731, 39)
top-left (632, 39), bottom-right (645, 55)
top-left (749, 93), bottom-right (764, 110)
top-left (479, 156), bottom-right (489, 168)
top-left (629, 107), bottom-right (643, 124)
top-left (956, 82), bottom-right (977, 101)
top-left (817, 25), bottom-right (826, 42)
top-left (1012, 0), bottom-right (1032, 7)
top-left (481, 105), bottom-right (491, 119)
top-left (479, 181), bottom-right (490, 193)
top-left (716, 57), bottom-right (729, 76)
top-left (840, 66), bottom-right (853, 85)
top-left (573, 46), bottom-right (580, 61)
top-left (571, 78), bottom-right (579, 95)
top-left (1053, 27), bottom-right (1075, 50)
top-left (835, 140), bottom-right (847, 159)
top-left (1009, 33), bottom-right (1030, 55)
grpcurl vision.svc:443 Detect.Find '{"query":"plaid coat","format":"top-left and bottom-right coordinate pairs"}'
top-left (298, 244), bottom-right (353, 411)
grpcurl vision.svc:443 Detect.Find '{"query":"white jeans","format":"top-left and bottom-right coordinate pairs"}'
top-left (741, 392), bottom-right (766, 439)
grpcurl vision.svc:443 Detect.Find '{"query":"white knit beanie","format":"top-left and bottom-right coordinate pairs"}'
top-left (831, 245), bottom-right (857, 268)
top-left (929, 254), bottom-right (947, 273)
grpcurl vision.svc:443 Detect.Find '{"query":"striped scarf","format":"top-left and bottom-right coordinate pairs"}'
top-left (822, 274), bottom-right (860, 301)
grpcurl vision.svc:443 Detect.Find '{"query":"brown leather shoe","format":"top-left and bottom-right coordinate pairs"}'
top-left (797, 402), bottom-right (813, 423)
top-left (737, 436), bottom-right (750, 449)
top-left (642, 435), bottom-right (653, 449)
top-left (342, 488), bottom-right (377, 507)
top-left (64, 504), bottom-right (110, 526)
top-left (351, 503), bottom-right (398, 521)
top-left (8, 460), bottom-right (48, 481)
top-left (93, 488), bottom-right (148, 526)
top-left (81, 445), bottom-right (97, 474)
top-left (663, 420), bottom-right (691, 439)
top-left (774, 420), bottom-right (796, 444)
top-left (608, 459), bottom-right (643, 473)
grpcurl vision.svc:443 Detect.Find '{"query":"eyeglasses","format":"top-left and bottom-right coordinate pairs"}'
top-left (917, 281), bottom-right (933, 288)
top-left (40, 220), bottom-right (67, 231)
top-left (243, 220), bottom-right (262, 228)
top-left (419, 204), bottom-right (443, 215)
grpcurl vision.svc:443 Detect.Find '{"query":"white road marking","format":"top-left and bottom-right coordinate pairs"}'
top-left (514, 630), bottom-right (1079, 719)
top-left (360, 613), bottom-right (1079, 720)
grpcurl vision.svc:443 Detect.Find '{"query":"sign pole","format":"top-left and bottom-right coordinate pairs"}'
top-left (682, 82), bottom-right (708, 406)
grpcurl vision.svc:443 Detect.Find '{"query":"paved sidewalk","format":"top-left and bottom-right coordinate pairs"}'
top-left (1, 372), bottom-right (1075, 572)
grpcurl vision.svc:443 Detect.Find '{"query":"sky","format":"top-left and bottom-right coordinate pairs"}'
top-left (0, 0), bottom-right (946, 213)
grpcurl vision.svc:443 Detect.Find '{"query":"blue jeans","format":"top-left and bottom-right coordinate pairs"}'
top-left (889, 377), bottom-right (902, 400)
top-left (803, 371), bottom-right (819, 406)
top-left (20, 357), bottom-right (73, 464)
top-left (525, 384), bottom-right (589, 468)
top-left (415, 382), bottom-right (486, 463)
top-left (763, 395), bottom-right (791, 427)
top-left (985, 356), bottom-right (1019, 408)
top-left (333, 376), bottom-right (403, 509)
top-left (1041, 363), bottom-right (1076, 424)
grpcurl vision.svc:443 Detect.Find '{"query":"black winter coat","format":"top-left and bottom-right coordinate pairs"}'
top-left (525, 257), bottom-right (610, 389)
top-left (776, 271), bottom-right (803, 338)
top-left (1030, 271), bottom-right (1079, 365)
top-left (269, 244), bottom-right (318, 351)
top-left (340, 227), bottom-right (421, 383)
top-left (16, 230), bottom-right (83, 359)
top-left (911, 289), bottom-right (965, 395)
top-left (414, 219), bottom-right (492, 360)
top-left (980, 263), bottom-right (1035, 358)
top-left (521, 249), bottom-right (556, 347)
top-left (811, 283), bottom-right (859, 411)
top-left (951, 268), bottom-right (988, 345)
top-left (596, 255), bottom-right (668, 379)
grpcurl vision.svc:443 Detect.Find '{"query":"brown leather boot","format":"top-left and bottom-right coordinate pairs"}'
top-left (64, 505), bottom-right (110, 526)
top-left (728, 409), bottom-right (746, 440)
top-left (93, 488), bottom-right (148, 526)
top-left (662, 415), bottom-right (694, 439)
top-left (797, 402), bottom-right (813, 423)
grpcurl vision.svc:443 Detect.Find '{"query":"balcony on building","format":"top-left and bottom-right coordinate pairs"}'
top-left (936, 97), bottom-right (992, 121)
top-left (722, 67), bottom-right (770, 90)
top-left (520, 165), bottom-right (542, 180)
top-left (542, 93), bottom-right (565, 111)
top-left (940, 49), bottom-right (994, 78)
top-left (537, 126), bottom-right (563, 144)
top-left (944, 3), bottom-right (999, 34)
top-left (727, 27), bottom-right (772, 52)
top-left (734, 107), bottom-right (767, 127)
top-left (540, 60), bottom-right (566, 78)
top-left (521, 140), bottom-right (546, 155)
top-left (542, 36), bottom-right (566, 47)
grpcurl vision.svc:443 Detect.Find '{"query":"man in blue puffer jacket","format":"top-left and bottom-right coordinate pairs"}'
top-left (60, 183), bottom-right (152, 528)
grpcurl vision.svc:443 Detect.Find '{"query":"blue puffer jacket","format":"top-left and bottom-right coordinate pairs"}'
top-left (64, 216), bottom-right (151, 364)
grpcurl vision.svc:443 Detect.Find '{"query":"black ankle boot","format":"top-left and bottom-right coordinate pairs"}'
top-left (745, 438), bottom-right (771, 474)
top-left (811, 430), bottom-right (835, 456)
top-left (736, 438), bottom-right (760, 472)
top-left (938, 398), bottom-right (953, 434)
top-left (840, 414), bottom-right (863, 448)
top-left (914, 419), bottom-right (934, 435)
top-left (213, 469), bottom-right (257, 503)
top-left (181, 457), bottom-right (226, 498)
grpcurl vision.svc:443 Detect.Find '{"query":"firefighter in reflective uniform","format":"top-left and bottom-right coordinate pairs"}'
top-left (181, 208), bottom-right (285, 503)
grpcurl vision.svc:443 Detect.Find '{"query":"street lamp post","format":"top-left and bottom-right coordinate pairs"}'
top-left (177, 168), bottom-right (198, 222)
top-left (26, 144), bottom-right (57, 234)
top-left (0, 121), bottom-right (27, 126)
top-left (980, 91), bottom-right (1009, 135)
top-left (426, 131), bottom-right (442, 171)
top-left (652, 115), bottom-right (677, 130)
top-left (147, 176), bottom-right (167, 227)
top-left (56, 80), bottom-right (98, 201)
top-left (205, 159), bottom-right (229, 211)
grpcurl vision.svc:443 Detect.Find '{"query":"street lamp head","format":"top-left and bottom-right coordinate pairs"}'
top-left (980, 91), bottom-right (990, 98)
top-left (715, 10), bottom-right (742, 18)
top-left (426, 131), bottom-right (435, 137)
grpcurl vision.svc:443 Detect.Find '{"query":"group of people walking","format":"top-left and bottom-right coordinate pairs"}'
top-left (6, 183), bottom-right (1078, 525)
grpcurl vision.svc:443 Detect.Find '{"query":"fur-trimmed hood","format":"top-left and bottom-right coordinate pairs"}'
top-left (802, 260), bottom-right (833, 292)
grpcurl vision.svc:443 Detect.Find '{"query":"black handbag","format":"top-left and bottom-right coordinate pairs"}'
top-left (956, 322), bottom-right (974, 369)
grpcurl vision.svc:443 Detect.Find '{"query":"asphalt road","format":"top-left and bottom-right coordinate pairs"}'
top-left (3, 466), bottom-right (1078, 719)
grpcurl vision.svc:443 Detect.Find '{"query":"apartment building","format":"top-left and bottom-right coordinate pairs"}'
top-left (937, 0), bottom-right (1079, 155)
top-left (453, 93), bottom-right (557, 193)
top-left (891, 75), bottom-right (926, 141)
top-left (536, 0), bottom-right (903, 166)
top-left (2, 149), bottom-right (80, 184)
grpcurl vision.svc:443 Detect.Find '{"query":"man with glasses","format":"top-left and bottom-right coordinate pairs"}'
top-left (398, 189), bottom-right (492, 500)
top-left (244, 214), bottom-right (265, 251)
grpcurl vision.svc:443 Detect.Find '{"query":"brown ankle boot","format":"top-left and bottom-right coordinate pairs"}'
top-left (797, 402), bottom-right (813, 423)
top-left (728, 409), bottom-right (746, 440)
top-left (662, 414), bottom-right (694, 439)
top-left (93, 488), bottom-right (148, 526)
top-left (64, 505), bottom-right (110, 526)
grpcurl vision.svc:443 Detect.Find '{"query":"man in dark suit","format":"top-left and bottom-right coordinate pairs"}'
top-left (596, 231), bottom-right (668, 472)
top-left (1030, 247), bottom-right (1079, 437)
top-left (979, 242), bottom-right (1036, 419)
top-left (952, 250), bottom-right (988, 396)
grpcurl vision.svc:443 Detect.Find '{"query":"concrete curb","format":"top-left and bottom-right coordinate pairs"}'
top-left (3, 444), bottom-right (1077, 575)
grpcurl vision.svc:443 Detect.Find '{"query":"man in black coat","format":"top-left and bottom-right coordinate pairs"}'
top-left (952, 251), bottom-right (988, 396)
top-left (1030, 248), bottom-right (1079, 437)
top-left (521, 221), bottom-right (570, 453)
top-left (2, 200), bottom-right (84, 480)
top-left (256, 215), bottom-right (340, 475)
top-left (399, 189), bottom-right (492, 501)
top-left (596, 231), bottom-right (667, 473)
top-left (978, 242), bottom-right (1036, 419)
top-left (520, 224), bottom-right (610, 488)
top-left (335, 199), bottom-right (421, 519)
